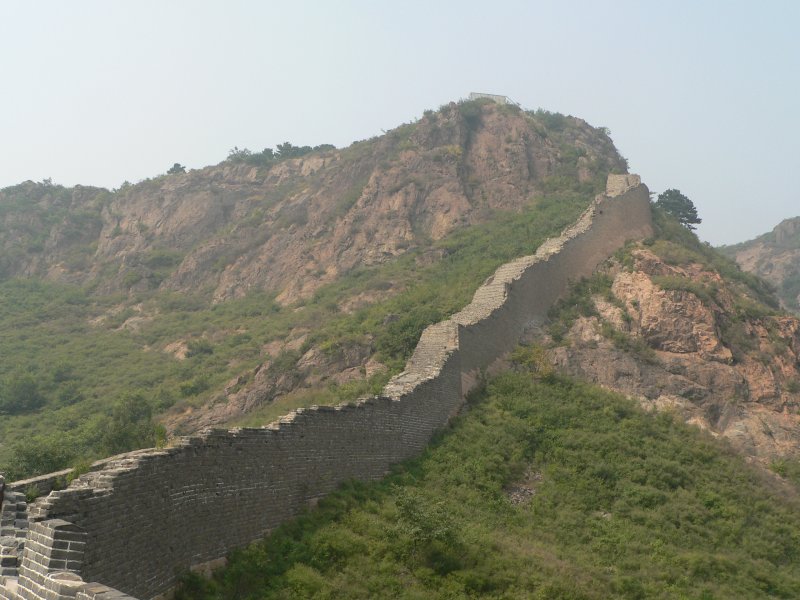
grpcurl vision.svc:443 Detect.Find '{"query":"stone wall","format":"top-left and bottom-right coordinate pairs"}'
top-left (1, 175), bottom-right (652, 600)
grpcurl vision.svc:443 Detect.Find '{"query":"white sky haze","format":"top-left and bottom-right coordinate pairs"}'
top-left (1, 0), bottom-right (798, 245)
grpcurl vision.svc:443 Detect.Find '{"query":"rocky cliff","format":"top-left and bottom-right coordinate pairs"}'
top-left (543, 231), bottom-right (800, 466)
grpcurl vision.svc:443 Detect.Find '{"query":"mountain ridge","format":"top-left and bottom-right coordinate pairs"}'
top-left (0, 102), bottom-right (623, 307)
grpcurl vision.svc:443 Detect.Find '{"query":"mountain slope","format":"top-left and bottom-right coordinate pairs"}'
top-left (0, 100), bottom-right (626, 479)
top-left (0, 102), bottom-right (622, 305)
top-left (719, 217), bottom-right (800, 313)
top-left (177, 374), bottom-right (800, 599)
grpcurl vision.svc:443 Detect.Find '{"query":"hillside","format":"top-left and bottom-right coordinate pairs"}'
top-left (175, 205), bottom-right (800, 599)
top-left (719, 217), bottom-right (800, 313)
top-left (0, 100), bottom-right (626, 479)
top-left (178, 374), bottom-right (800, 599)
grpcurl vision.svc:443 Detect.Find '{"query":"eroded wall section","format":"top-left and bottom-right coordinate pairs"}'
top-left (2, 175), bottom-right (651, 600)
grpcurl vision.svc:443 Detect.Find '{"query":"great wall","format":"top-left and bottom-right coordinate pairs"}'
top-left (0, 174), bottom-right (653, 600)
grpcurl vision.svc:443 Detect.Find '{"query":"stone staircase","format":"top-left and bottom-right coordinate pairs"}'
top-left (1, 480), bottom-right (28, 579)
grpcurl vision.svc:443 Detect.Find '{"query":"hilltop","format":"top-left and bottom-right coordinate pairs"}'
top-left (0, 102), bottom-right (621, 304)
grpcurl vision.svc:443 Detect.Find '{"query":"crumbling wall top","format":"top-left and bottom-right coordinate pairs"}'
top-left (606, 173), bottom-right (641, 197)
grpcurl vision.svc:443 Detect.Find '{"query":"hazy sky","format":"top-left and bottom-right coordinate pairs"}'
top-left (1, 1), bottom-right (797, 245)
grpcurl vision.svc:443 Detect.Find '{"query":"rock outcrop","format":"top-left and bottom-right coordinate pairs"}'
top-left (550, 248), bottom-right (800, 464)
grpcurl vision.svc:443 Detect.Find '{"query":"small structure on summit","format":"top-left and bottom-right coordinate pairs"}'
top-left (468, 92), bottom-right (514, 105)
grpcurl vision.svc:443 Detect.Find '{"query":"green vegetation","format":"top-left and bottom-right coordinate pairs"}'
top-left (650, 274), bottom-right (718, 305)
top-left (0, 181), bottom-right (109, 279)
top-left (177, 374), bottom-right (800, 599)
top-left (0, 279), bottom-right (178, 478)
top-left (647, 206), bottom-right (777, 308)
top-left (546, 272), bottom-right (614, 343)
top-left (719, 218), bottom-right (800, 313)
top-left (654, 189), bottom-right (701, 230)
top-left (0, 189), bottom-right (595, 480)
top-left (546, 271), bottom-right (655, 362)
top-left (226, 142), bottom-right (336, 167)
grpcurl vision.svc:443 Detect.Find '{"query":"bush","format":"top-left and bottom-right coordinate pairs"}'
top-left (531, 108), bottom-right (570, 131)
top-left (651, 275), bottom-right (718, 305)
top-left (547, 273), bottom-right (613, 342)
top-left (144, 249), bottom-right (183, 270)
top-left (458, 100), bottom-right (485, 131)
top-left (510, 344), bottom-right (554, 380)
top-left (101, 392), bottom-right (166, 455)
top-left (186, 338), bottom-right (214, 358)
top-left (0, 372), bottom-right (46, 414)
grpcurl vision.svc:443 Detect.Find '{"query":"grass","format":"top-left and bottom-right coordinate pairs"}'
top-left (177, 374), bottom-right (800, 599)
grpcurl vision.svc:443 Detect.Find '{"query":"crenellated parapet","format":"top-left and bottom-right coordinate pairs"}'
top-left (3, 175), bottom-right (652, 600)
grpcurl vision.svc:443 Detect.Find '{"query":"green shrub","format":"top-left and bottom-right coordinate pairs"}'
top-left (144, 249), bottom-right (183, 270)
top-left (179, 375), bottom-right (211, 397)
top-left (530, 108), bottom-right (570, 131)
top-left (600, 322), bottom-right (657, 363)
top-left (510, 344), bottom-right (554, 380)
top-left (458, 99), bottom-right (489, 131)
top-left (101, 392), bottom-right (165, 455)
top-left (0, 372), bottom-right (46, 414)
top-left (651, 275), bottom-right (718, 305)
top-left (66, 458), bottom-right (93, 484)
top-left (547, 273), bottom-right (613, 342)
top-left (186, 338), bottom-right (214, 358)
top-left (24, 484), bottom-right (41, 503)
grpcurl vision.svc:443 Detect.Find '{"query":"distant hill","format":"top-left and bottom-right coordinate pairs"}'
top-left (719, 216), bottom-right (800, 312)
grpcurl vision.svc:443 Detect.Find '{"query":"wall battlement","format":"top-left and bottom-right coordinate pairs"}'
top-left (1, 175), bottom-right (652, 600)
